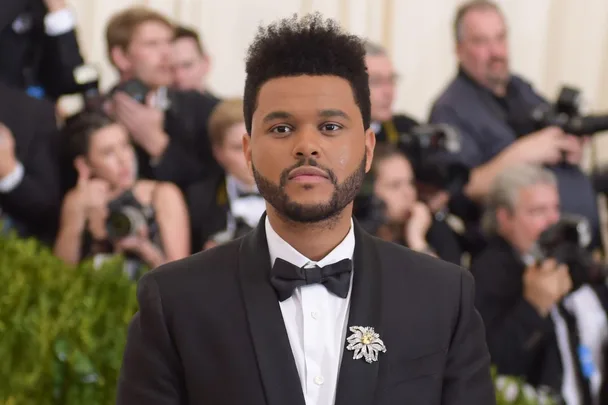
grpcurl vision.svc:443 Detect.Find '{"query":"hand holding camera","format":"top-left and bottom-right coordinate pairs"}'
top-left (512, 126), bottom-right (582, 166)
top-left (0, 123), bottom-right (18, 179)
top-left (43, 0), bottom-right (67, 13)
top-left (111, 90), bottom-right (169, 159)
top-left (523, 258), bottom-right (573, 316)
top-left (404, 202), bottom-right (433, 251)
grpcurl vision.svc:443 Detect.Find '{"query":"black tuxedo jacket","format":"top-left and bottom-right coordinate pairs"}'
top-left (186, 173), bottom-right (230, 252)
top-left (0, 81), bottom-right (61, 244)
top-left (0, 0), bottom-right (86, 99)
top-left (117, 217), bottom-right (495, 405)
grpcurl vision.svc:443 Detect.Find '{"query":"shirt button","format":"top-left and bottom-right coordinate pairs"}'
top-left (314, 375), bottom-right (324, 385)
top-left (311, 311), bottom-right (319, 320)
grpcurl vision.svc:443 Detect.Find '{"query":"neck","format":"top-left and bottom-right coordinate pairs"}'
top-left (266, 206), bottom-right (353, 262)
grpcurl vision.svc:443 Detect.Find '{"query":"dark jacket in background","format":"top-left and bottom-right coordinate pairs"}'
top-left (0, 82), bottom-right (61, 245)
top-left (0, 0), bottom-right (86, 100)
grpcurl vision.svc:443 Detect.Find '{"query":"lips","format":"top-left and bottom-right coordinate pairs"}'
top-left (288, 166), bottom-right (329, 180)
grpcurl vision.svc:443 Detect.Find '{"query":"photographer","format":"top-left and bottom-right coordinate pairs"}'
top-left (104, 7), bottom-right (220, 191)
top-left (429, 0), bottom-right (600, 251)
top-left (187, 98), bottom-right (265, 252)
top-left (366, 144), bottom-right (462, 263)
top-left (53, 111), bottom-right (190, 274)
top-left (472, 163), bottom-right (608, 404)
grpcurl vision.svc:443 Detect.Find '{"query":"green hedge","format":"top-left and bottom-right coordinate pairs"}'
top-left (0, 232), bottom-right (138, 405)
top-left (0, 232), bottom-right (557, 404)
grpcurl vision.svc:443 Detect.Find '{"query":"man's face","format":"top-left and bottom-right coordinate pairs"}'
top-left (498, 183), bottom-right (560, 254)
top-left (366, 54), bottom-right (396, 123)
top-left (113, 21), bottom-right (174, 89)
top-left (213, 122), bottom-right (252, 185)
top-left (456, 8), bottom-right (510, 91)
top-left (171, 37), bottom-right (209, 92)
top-left (244, 75), bottom-right (375, 224)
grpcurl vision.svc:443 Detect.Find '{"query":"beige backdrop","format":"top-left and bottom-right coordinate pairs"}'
top-left (68, 0), bottom-right (608, 161)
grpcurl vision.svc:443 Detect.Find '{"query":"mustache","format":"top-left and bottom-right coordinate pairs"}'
top-left (279, 158), bottom-right (338, 187)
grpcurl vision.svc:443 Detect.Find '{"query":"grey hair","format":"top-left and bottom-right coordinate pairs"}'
top-left (454, 0), bottom-right (502, 42)
top-left (363, 40), bottom-right (387, 57)
top-left (481, 164), bottom-right (557, 236)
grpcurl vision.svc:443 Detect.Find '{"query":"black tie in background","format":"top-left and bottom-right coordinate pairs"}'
top-left (270, 257), bottom-right (353, 302)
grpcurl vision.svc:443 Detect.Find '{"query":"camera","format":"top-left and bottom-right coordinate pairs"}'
top-left (105, 191), bottom-right (149, 241)
top-left (531, 214), bottom-right (604, 288)
top-left (352, 177), bottom-right (388, 235)
top-left (531, 86), bottom-right (608, 136)
top-left (398, 124), bottom-right (470, 195)
top-left (110, 78), bottom-right (149, 104)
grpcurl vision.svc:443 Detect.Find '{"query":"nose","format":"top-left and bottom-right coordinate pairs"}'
top-left (292, 125), bottom-right (320, 159)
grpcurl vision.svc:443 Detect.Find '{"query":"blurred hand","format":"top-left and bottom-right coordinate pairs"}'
top-left (0, 123), bottom-right (18, 179)
top-left (43, 0), bottom-right (67, 12)
top-left (112, 92), bottom-right (168, 158)
top-left (523, 258), bottom-right (573, 316)
top-left (563, 135), bottom-right (589, 165)
top-left (512, 126), bottom-right (580, 165)
top-left (115, 226), bottom-right (165, 268)
top-left (405, 202), bottom-right (433, 250)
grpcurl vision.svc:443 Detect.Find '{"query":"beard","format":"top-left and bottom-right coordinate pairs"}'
top-left (252, 155), bottom-right (367, 224)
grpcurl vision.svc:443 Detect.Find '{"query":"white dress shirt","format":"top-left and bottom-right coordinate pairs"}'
top-left (265, 216), bottom-right (355, 405)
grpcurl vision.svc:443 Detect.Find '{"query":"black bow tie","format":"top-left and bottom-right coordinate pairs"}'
top-left (270, 257), bottom-right (353, 302)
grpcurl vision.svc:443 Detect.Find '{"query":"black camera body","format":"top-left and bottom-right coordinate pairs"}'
top-left (398, 124), bottom-right (470, 195)
top-left (105, 190), bottom-right (149, 241)
top-left (531, 86), bottom-right (608, 136)
top-left (531, 214), bottom-right (599, 289)
top-left (111, 78), bottom-right (149, 104)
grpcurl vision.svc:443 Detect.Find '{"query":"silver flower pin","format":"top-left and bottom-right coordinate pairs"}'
top-left (346, 326), bottom-right (387, 363)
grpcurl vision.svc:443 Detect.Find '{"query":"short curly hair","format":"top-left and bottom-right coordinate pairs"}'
top-left (243, 12), bottom-right (370, 134)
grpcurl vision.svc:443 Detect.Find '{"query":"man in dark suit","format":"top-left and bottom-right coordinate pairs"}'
top-left (0, 82), bottom-right (61, 245)
top-left (117, 13), bottom-right (495, 405)
top-left (104, 7), bottom-right (219, 190)
top-left (0, 0), bottom-right (87, 100)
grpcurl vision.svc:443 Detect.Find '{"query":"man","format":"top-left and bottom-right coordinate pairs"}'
top-left (187, 98), bottom-right (265, 252)
top-left (105, 7), bottom-right (219, 190)
top-left (0, 0), bottom-right (87, 100)
top-left (0, 81), bottom-right (62, 245)
top-left (429, 0), bottom-right (600, 251)
top-left (364, 41), bottom-right (417, 145)
top-left (171, 25), bottom-right (215, 98)
top-left (472, 163), bottom-right (608, 405)
top-left (117, 13), bottom-right (495, 405)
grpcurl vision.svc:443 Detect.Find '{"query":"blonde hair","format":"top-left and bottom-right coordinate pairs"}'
top-left (208, 98), bottom-right (245, 146)
top-left (106, 7), bottom-right (173, 64)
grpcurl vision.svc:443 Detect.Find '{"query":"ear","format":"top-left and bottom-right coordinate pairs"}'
top-left (242, 133), bottom-right (253, 173)
top-left (495, 206), bottom-right (512, 232)
top-left (211, 144), bottom-right (222, 166)
top-left (364, 127), bottom-right (376, 173)
top-left (110, 46), bottom-right (132, 74)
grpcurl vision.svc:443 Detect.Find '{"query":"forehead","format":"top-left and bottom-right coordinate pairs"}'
top-left (365, 54), bottom-right (393, 73)
top-left (90, 124), bottom-right (127, 148)
top-left (132, 21), bottom-right (174, 42)
top-left (516, 183), bottom-right (558, 207)
top-left (253, 75), bottom-right (360, 122)
top-left (173, 37), bottom-right (200, 55)
top-left (460, 8), bottom-right (505, 37)
top-left (377, 155), bottom-right (411, 177)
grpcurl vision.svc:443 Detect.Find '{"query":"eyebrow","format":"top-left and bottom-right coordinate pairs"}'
top-left (318, 109), bottom-right (351, 121)
top-left (262, 111), bottom-right (293, 123)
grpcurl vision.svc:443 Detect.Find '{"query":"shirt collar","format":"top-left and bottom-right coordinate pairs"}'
top-left (265, 215), bottom-right (355, 269)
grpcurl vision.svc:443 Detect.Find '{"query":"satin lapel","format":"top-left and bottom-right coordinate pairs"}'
top-left (237, 216), bottom-right (306, 405)
top-left (334, 220), bottom-right (383, 405)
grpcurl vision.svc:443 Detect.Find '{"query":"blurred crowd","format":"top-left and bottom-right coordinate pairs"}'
top-left (2, 0), bottom-right (608, 403)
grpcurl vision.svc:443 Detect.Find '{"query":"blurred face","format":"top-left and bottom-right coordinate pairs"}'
top-left (497, 183), bottom-right (560, 254)
top-left (456, 8), bottom-right (510, 92)
top-left (112, 21), bottom-right (174, 89)
top-left (84, 124), bottom-right (137, 190)
top-left (213, 123), bottom-right (252, 184)
top-left (373, 154), bottom-right (417, 223)
top-left (366, 54), bottom-right (397, 123)
top-left (171, 37), bottom-right (210, 92)
top-left (244, 75), bottom-right (375, 224)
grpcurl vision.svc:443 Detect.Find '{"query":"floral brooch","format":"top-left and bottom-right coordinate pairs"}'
top-left (346, 326), bottom-right (387, 363)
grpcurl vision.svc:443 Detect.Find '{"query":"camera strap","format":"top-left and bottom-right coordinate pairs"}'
top-left (382, 120), bottom-right (399, 145)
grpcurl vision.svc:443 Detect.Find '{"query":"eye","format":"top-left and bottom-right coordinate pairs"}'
top-left (321, 123), bottom-right (342, 132)
top-left (270, 125), bottom-right (293, 135)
